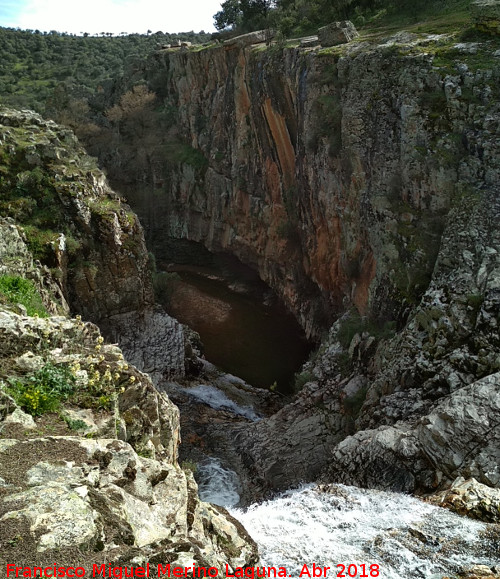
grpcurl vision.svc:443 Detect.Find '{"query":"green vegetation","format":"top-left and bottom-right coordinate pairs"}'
top-left (164, 143), bottom-right (209, 172)
top-left (214, 0), bottom-right (472, 39)
top-left (293, 369), bottom-right (315, 392)
top-left (337, 310), bottom-right (396, 348)
top-left (7, 362), bottom-right (76, 416)
top-left (63, 416), bottom-right (88, 431)
top-left (0, 27), bottom-right (211, 114)
top-left (0, 275), bottom-right (48, 317)
top-left (181, 459), bottom-right (198, 473)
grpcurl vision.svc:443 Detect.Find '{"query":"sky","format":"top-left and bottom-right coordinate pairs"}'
top-left (0, 0), bottom-right (224, 35)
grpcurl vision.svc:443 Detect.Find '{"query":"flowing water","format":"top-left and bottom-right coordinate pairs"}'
top-left (180, 384), bottom-right (261, 421)
top-left (197, 460), bottom-right (499, 579)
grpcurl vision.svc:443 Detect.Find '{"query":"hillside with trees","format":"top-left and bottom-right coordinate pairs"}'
top-left (0, 27), bottom-right (211, 113)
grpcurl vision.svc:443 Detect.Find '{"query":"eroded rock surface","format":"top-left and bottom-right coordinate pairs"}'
top-left (0, 107), bottom-right (187, 381)
top-left (132, 36), bottom-right (500, 497)
top-left (0, 437), bottom-right (257, 569)
top-left (428, 477), bottom-right (500, 523)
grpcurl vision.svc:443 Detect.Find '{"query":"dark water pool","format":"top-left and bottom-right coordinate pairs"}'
top-left (160, 266), bottom-right (312, 393)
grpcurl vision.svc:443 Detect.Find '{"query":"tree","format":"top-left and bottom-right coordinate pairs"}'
top-left (214, 0), bottom-right (273, 32)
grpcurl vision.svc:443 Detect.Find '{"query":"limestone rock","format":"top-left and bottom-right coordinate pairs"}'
top-left (300, 36), bottom-right (320, 48)
top-left (0, 219), bottom-right (33, 276)
top-left (0, 308), bottom-right (180, 462)
top-left (138, 27), bottom-right (500, 498)
top-left (234, 379), bottom-right (349, 492)
top-left (14, 351), bottom-right (45, 373)
top-left (4, 408), bottom-right (36, 429)
top-left (428, 477), bottom-right (500, 523)
top-left (0, 108), bottom-right (191, 390)
top-left (0, 437), bottom-right (258, 567)
top-left (139, 28), bottom-right (500, 342)
top-left (326, 373), bottom-right (500, 492)
top-left (0, 218), bottom-right (69, 315)
top-left (0, 388), bottom-right (17, 421)
top-left (102, 307), bottom-right (187, 382)
top-left (0, 107), bottom-right (154, 325)
top-left (223, 30), bottom-right (269, 47)
top-left (318, 21), bottom-right (359, 46)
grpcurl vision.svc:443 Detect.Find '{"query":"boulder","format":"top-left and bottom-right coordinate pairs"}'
top-left (318, 21), bottom-right (359, 47)
top-left (224, 30), bottom-right (270, 48)
top-left (3, 408), bottom-right (37, 429)
top-left (428, 477), bottom-right (500, 523)
top-left (300, 36), bottom-right (320, 48)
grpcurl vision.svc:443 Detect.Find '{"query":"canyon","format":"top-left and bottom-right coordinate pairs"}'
top-left (1, 17), bottom-right (500, 578)
top-left (120, 29), bottom-right (500, 495)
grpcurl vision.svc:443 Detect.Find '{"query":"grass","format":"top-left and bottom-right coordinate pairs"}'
top-left (0, 275), bottom-right (48, 317)
top-left (355, 0), bottom-right (472, 41)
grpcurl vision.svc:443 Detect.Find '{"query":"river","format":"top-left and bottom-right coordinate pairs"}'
top-left (159, 264), bottom-right (312, 393)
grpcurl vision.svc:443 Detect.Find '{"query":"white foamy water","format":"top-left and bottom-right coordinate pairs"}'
top-left (221, 484), bottom-right (499, 579)
top-left (193, 417), bottom-right (498, 577)
top-left (181, 384), bottom-right (260, 421)
top-left (197, 457), bottom-right (241, 507)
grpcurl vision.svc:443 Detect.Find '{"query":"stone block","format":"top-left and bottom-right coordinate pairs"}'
top-left (318, 21), bottom-right (359, 47)
top-left (300, 36), bottom-right (320, 48)
top-left (223, 30), bottom-right (271, 48)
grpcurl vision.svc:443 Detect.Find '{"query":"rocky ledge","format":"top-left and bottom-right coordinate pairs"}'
top-left (0, 304), bottom-right (257, 571)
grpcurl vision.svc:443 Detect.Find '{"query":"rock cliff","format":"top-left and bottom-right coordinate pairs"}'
top-left (133, 32), bottom-right (499, 339)
top-left (122, 32), bottom-right (500, 494)
top-left (0, 106), bottom-right (188, 380)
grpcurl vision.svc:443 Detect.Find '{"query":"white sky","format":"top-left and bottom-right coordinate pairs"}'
top-left (0, 0), bottom-right (223, 34)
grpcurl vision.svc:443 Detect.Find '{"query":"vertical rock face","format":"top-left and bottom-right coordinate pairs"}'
top-left (0, 110), bottom-right (259, 569)
top-left (121, 36), bottom-right (500, 494)
top-left (0, 108), bottom-right (153, 322)
top-left (0, 107), bottom-right (187, 379)
top-left (135, 34), bottom-right (499, 339)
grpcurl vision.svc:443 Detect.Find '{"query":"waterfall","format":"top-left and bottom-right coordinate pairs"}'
top-left (197, 460), bottom-right (499, 578)
top-left (197, 457), bottom-right (241, 507)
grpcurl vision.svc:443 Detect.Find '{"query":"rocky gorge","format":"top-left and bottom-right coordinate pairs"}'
top-left (0, 6), bottom-right (500, 577)
top-left (116, 21), bottom-right (500, 498)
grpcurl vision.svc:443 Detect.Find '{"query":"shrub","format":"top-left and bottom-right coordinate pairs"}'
top-left (8, 362), bottom-right (76, 416)
top-left (337, 311), bottom-right (397, 349)
top-left (0, 275), bottom-right (48, 317)
top-left (293, 370), bottom-right (315, 392)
